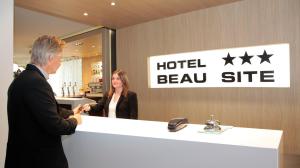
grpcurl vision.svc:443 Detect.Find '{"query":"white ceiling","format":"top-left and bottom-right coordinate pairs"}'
top-left (15, 0), bottom-right (240, 28)
top-left (14, 6), bottom-right (93, 65)
top-left (14, 0), bottom-right (241, 66)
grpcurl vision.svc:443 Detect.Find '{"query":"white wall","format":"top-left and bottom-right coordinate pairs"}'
top-left (0, 0), bottom-right (13, 166)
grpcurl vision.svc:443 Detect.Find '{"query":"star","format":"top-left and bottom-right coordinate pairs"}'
top-left (239, 51), bottom-right (253, 65)
top-left (258, 50), bottom-right (273, 64)
top-left (223, 53), bottom-right (235, 65)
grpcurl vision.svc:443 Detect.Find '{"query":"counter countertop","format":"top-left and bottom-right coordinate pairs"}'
top-left (77, 116), bottom-right (282, 149)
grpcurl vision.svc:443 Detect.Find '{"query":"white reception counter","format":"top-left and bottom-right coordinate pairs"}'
top-left (62, 116), bottom-right (283, 168)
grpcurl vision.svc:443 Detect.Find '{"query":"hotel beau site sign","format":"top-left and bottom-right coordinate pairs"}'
top-left (148, 44), bottom-right (290, 88)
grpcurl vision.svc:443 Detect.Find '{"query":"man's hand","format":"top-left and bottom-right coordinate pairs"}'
top-left (68, 113), bottom-right (82, 125)
top-left (73, 113), bottom-right (82, 125)
top-left (73, 104), bottom-right (83, 114)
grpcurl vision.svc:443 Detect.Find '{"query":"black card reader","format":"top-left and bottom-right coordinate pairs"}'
top-left (168, 118), bottom-right (188, 132)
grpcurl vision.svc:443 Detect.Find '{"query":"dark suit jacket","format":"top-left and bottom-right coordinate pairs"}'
top-left (5, 64), bottom-right (77, 168)
top-left (89, 91), bottom-right (138, 119)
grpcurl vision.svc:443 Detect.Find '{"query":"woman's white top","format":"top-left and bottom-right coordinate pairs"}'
top-left (108, 93), bottom-right (119, 118)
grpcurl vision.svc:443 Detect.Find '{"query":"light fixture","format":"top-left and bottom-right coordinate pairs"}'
top-left (83, 12), bottom-right (88, 16)
top-left (75, 42), bottom-right (83, 46)
top-left (111, 2), bottom-right (116, 6)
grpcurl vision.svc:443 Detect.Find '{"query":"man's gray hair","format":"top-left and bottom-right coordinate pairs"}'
top-left (30, 35), bottom-right (65, 66)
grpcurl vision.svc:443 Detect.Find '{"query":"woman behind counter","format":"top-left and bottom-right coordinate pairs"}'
top-left (83, 70), bottom-right (138, 119)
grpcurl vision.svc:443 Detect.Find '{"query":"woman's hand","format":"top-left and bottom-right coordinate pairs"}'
top-left (82, 104), bottom-right (91, 112)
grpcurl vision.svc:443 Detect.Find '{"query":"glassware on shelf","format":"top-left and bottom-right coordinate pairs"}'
top-left (72, 82), bottom-right (78, 97)
top-left (67, 82), bottom-right (71, 97)
top-left (61, 82), bottom-right (66, 97)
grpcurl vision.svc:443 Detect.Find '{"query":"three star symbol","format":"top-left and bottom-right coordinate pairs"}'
top-left (223, 50), bottom-right (273, 66)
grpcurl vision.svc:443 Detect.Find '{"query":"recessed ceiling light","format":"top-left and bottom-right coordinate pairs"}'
top-left (83, 12), bottom-right (88, 16)
top-left (75, 42), bottom-right (83, 46)
top-left (111, 2), bottom-right (116, 6)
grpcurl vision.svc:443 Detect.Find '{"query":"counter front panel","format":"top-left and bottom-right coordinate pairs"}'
top-left (62, 116), bottom-right (282, 168)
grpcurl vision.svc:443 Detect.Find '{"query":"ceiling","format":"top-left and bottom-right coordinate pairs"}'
top-left (15, 0), bottom-right (240, 29)
top-left (14, 7), bottom-right (93, 65)
top-left (63, 33), bottom-right (102, 60)
top-left (14, 0), bottom-right (241, 65)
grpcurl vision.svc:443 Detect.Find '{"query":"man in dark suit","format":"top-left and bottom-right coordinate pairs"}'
top-left (5, 35), bottom-right (82, 168)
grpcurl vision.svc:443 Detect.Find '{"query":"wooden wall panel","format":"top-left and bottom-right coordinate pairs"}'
top-left (117, 0), bottom-right (300, 154)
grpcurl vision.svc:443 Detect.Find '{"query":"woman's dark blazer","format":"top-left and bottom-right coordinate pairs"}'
top-left (5, 64), bottom-right (77, 168)
top-left (88, 91), bottom-right (138, 119)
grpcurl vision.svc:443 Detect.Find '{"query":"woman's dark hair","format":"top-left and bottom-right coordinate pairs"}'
top-left (108, 69), bottom-right (129, 97)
